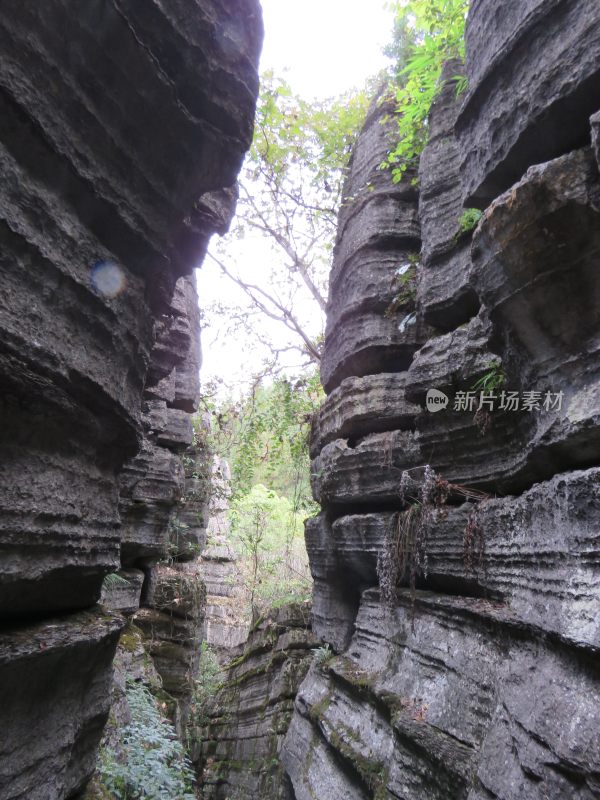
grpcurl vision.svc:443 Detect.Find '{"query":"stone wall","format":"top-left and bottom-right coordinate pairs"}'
top-left (200, 457), bottom-right (250, 661)
top-left (282, 2), bottom-right (600, 799)
top-left (199, 603), bottom-right (315, 800)
top-left (0, 3), bottom-right (261, 798)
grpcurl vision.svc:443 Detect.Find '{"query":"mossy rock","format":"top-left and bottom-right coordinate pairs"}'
top-left (119, 622), bottom-right (144, 654)
top-left (78, 775), bottom-right (112, 800)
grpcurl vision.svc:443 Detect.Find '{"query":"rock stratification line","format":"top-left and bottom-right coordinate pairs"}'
top-left (284, 3), bottom-right (600, 798)
top-left (0, 2), bottom-right (261, 798)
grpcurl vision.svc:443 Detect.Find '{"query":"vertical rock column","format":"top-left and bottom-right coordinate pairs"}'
top-left (283, 2), bottom-right (600, 797)
top-left (200, 457), bottom-right (249, 661)
top-left (0, 2), bottom-right (262, 798)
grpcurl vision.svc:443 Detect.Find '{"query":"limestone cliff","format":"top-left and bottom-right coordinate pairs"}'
top-left (282, 2), bottom-right (600, 799)
top-left (200, 458), bottom-right (249, 661)
top-left (0, 2), bottom-right (261, 798)
top-left (198, 602), bottom-right (315, 800)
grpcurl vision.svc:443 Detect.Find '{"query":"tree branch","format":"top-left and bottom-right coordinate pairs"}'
top-left (207, 251), bottom-right (322, 363)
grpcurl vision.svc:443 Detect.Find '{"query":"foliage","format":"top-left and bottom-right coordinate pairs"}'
top-left (187, 643), bottom-right (222, 737)
top-left (102, 572), bottom-right (130, 590)
top-left (205, 71), bottom-right (369, 372)
top-left (229, 484), bottom-right (312, 619)
top-left (199, 374), bottom-right (320, 619)
top-left (384, 0), bottom-right (469, 182)
top-left (312, 644), bottom-right (334, 666)
top-left (99, 680), bottom-right (196, 800)
top-left (458, 207), bottom-right (483, 236)
top-left (472, 361), bottom-right (506, 392)
top-left (202, 373), bottom-right (323, 504)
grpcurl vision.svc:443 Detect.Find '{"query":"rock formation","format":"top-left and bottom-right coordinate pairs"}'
top-left (282, 2), bottom-right (600, 798)
top-left (2, 1), bottom-right (600, 798)
top-left (200, 457), bottom-right (250, 660)
top-left (199, 602), bottom-right (315, 799)
top-left (0, 2), bottom-right (261, 798)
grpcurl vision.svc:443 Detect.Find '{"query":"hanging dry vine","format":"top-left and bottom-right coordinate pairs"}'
top-left (377, 465), bottom-right (490, 623)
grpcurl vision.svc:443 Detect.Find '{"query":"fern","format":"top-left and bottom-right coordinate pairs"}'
top-left (103, 572), bottom-right (130, 590)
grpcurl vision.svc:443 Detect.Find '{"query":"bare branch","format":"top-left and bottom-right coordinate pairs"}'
top-left (239, 183), bottom-right (328, 312)
top-left (207, 251), bottom-right (322, 363)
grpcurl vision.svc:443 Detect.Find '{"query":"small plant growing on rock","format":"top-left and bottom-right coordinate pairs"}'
top-left (385, 259), bottom-right (418, 317)
top-left (457, 207), bottom-right (483, 236)
top-left (312, 644), bottom-right (334, 667)
top-left (471, 361), bottom-right (507, 435)
top-left (102, 572), bottom-right (130, 591)
top-left (472, 361), bottom-right (506, 393)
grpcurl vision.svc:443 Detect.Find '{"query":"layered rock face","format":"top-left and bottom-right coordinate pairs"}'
top-left (0, 3), bottom-right (261, 798)
top-left (199, 603), bottom-right (315, 800)
top-left (201, 458), bottom-right (249, 660)
top-left (283, 3), bottom-right (600, 798)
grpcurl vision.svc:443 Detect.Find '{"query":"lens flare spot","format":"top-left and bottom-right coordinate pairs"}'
top-left (91, 260), bottom-right (126, 298)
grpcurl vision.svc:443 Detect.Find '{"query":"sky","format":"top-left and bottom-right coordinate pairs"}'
top-left (197, 0), bottom-right (395, 395)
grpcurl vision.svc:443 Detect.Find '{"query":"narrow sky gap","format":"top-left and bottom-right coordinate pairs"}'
top-left (198, 1), bottom-right (394, 393)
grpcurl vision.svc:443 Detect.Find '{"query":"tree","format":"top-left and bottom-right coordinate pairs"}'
top-left (204, 71), bottom-right (369, 374)
top-left (384, 0), bottom-right (469, 182)
top-left (202, 372), bottom-right (323, 506)
top-left (229, 484), bottom-right (312, 621)
top-left (199, 375), bottom-right (321, 618)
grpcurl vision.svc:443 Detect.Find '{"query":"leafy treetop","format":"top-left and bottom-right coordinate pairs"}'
top-left (207, 72), bottom-right (369, 369)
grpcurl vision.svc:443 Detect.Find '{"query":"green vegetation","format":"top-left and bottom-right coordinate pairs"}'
top-left (458, 207), bottom-right (483, 235)
top-left (312, 644), bottom-right (334, 666)
top-left (384, 0), bottom-right (469, 182)
top-left (187, 643), bottom-right (222, 738)
top-left (99, 680), bottom-right (196, 799)
top-left (102, 572), bottom-right (130, 591)
top-left (205, 373), bottom-right (323, 504)
top-left (201, 375), bottom-right (321, 619)
top-left (472, 361), bottom-right (506, 392)
top-left (229, 484), bottom-right (312, 618)
top-left (207, 72), bottom-right (369, 370)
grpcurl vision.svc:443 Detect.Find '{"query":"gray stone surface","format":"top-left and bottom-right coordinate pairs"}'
top-left (198, 603), bottom-right (314, 800)
top-left (285, 591), bottom-right (600, 799)
top-left (592, 111), bottom-right (600, 170)
top-left (457, 0), bottom-right (600, 204)
top-left (418, 59), bottom-right (480, 329)
top-left (321, 309), bottom-right (431, 394)
top-left (321, 96), bottom-right (423, 393)
top-left (311, 372), bottom-right (420, 458)
top-left (319, 467), bottom-right (600, 651)
top-left (0, 2), bottom-right (261, 796)
top-left (284, 6), bottom-right (600, 797)
top-left (0, 609), bottom-right (123, 800)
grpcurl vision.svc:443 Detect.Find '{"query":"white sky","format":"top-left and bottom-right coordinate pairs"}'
top-left (197, 0), bottom-right (394, 395)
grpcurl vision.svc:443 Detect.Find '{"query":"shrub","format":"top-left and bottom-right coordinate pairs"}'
top-left (99, 680), bottom-right (196, 800)
top-left (384, 0), bottom-right (469, 182)
top-left (457, 207), bottom-right (483, 236)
